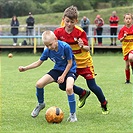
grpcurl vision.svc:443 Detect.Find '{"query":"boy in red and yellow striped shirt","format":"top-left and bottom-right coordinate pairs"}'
top-left (118, 13), bottom-right (133, 83)
top-left (54, 6), bottom-right (108, 114)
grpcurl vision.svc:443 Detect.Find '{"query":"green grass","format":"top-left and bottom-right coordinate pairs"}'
top-left (0, 53), bottom-right (133, 133)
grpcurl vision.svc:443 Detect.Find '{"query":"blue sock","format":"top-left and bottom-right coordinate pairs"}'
top-left (67, 93), bottom-right (76, 113)
top-left (36, 87), bottom-right (44, 104)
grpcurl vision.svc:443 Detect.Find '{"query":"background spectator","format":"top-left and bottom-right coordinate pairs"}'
top-left (26, 12), bottom-right (35, 45)
top-left (10, 15), bottom-right (19, 46)
top-left (80, 16), bottom-right (90, 35)
top-left (94, 15), bottom-right (104, 46)
top-left (109, 11), bottom-right (119, 46)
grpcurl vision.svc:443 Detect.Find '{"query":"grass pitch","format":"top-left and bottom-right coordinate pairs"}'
top-left (0, 52), bottom-right (132, 133)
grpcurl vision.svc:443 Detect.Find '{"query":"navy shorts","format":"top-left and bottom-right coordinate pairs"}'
top-left (47, 69), bottom-right (77, 82)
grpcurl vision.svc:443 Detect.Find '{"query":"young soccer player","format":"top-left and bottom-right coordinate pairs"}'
top-left (19, 30), bottom-right (81, 122)
top-left (54, 5), bottom-right (109, 114)
top-left (118, 13), bottom-right (133, 84)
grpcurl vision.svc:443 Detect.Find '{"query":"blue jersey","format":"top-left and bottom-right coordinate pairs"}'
top-left (40, 40), bottom-right (76, 73)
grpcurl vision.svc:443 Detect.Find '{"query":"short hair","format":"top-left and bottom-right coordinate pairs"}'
top-left (63, 5), bottom-right (79, 20)
top-left (42, 30), bottom-right (56, 44)
top-left (124, 13), bottom-right (133, 19)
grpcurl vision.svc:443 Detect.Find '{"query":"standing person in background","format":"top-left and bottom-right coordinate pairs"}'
top-left (10, 15), bottom-right (19, 46)
top-left (80, 16), bottom-right (90, 35)
top-left (26, 12), bottom-right (35, 45)
top-left (94, 15), bottom-right (104, 46)
top-left (118, 13), bottom-right (133, 84)
top-left (109, 11), bottom-right (119, 46)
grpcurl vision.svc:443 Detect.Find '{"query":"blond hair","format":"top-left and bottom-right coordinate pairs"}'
top-left (42, 30), bottom-right (56, 44)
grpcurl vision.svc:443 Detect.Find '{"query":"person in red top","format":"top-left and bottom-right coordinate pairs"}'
top-left (109, 11), bottom-right (119, 46)
top-left (94, 15), bottom-right (104, 46)
top-left (118, 13), bottom-right (133, 84)
top-left (54, 6), bottom-right (108, 114)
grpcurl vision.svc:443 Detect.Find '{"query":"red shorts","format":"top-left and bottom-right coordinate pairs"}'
top-left (124, 50), bottom-right (133, 61)
top-left (76, 66), bottom-right (95, 80)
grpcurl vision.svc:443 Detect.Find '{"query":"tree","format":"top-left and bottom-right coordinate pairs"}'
top-left (89, 0), bottom-right (99, 12)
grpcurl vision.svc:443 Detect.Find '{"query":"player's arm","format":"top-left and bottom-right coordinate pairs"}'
top-left (119, 34), bottom-right (127, 42)
top-left (18, 59), bottom-right (43, 72)
top-left (118, 28), bottom-right (127, 42)
top-left (78, 38), bottom-right (90, 51)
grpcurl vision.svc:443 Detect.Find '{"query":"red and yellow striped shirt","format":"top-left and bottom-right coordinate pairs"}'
top-left (118, 25), bottom-right (133, 56)
top-left (54, 26), bottom-right (93, 68)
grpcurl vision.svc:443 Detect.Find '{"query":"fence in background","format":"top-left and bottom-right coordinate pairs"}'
top-left (0, 25), bottom-right (123, 54)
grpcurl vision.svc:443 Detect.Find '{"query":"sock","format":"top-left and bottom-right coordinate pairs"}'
top-left (80, 90), bottom-right (86, 98)
top-left (86, 79), bottom-right (106, 103)
top-left (125, 69), bottom-right (130, 81)
top-left (101, 100), bottom-right (107, 105)
top-left (36, 87), bottom-right (44, 104)
top-left (67, 93), bottom-right (76, 114)
top-left (73, 85), bottom-right (84, 96)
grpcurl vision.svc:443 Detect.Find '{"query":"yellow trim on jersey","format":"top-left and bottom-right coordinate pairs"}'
top-left (122, 35), bottom-right (133, 56)
top-left (60, 20), bottom-right (65, 27)
top-left (70, 43), bottom-right (93, 68)
top-left (75, 25), bottom-right (84, 32)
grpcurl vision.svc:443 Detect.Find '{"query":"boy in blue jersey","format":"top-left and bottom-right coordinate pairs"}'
top-left (18, 30), bottom-right (89, 122)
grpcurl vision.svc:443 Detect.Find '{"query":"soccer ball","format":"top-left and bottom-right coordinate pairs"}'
top-left (8, 53), bottom-right (13, 58)
top-left (45, 106), bottom-right (64, 123)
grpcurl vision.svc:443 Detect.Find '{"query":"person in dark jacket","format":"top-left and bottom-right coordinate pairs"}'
top-left (10, 15), bottom-right (19, 46)
top-left (26, 12), bottom-right (35, 45)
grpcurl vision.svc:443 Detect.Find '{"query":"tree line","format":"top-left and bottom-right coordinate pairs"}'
top-left (0, 0), bottom-right (132, 18)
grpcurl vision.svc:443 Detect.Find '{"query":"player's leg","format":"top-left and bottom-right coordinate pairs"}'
top-left (31, 74), bottom-right (54, 118)
top-left (129, 51), bottom-right (133, 74)
top-left (125, 59), bottom-right (130, 83)
top-left (59, 82), bottom-right (90, 108)
top-left (86, 78), bottom-right (109, 114)
top-left (66, 76), bottom-right (77, 122)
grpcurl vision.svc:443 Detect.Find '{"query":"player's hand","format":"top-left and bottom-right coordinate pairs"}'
top-left (124, 33), bottom-right (127, 37)
top-left (18, 66), bottom-right (26, 72)
top-left (78, 38), bottom-right (84, 48)
top-left (57, 76), bottom-right (64, 84)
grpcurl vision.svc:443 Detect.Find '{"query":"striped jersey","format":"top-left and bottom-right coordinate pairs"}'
top-left (54, 26), bottom-right (93, 68)
top-left (118, 25), bottom-right (133, 56)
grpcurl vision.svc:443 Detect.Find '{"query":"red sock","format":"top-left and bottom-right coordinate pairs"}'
top-left (101, 100), bottom-right (107, 105)
top-left (80, 90), bottom-right (86, 98)
top-left (125, 69), bottom-right (130, 81)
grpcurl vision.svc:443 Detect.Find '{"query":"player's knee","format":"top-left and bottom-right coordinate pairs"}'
top-left (36, 81), bottom-right (44, 88)
top-left (129, 57), bottom-right (133, 62)
top-left (66, 87), bottom-right (73, 95)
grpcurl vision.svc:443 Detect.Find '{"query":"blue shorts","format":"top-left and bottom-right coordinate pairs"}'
top-left (47, 69), bottom-right (77, 82)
